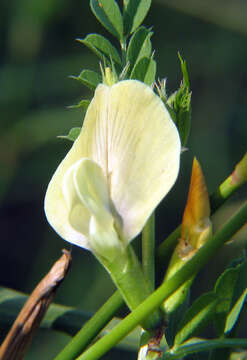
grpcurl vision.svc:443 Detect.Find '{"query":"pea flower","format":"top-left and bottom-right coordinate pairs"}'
top-left (44, 80), bottom-right (181, 262)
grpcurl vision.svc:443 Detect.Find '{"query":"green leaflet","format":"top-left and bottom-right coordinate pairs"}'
top-left (174, 292), bottom-right (218, 346)
top-left (130, 56), bottom-right (156, 85)
top-left (71, 69), bottom-right (101, 90)
top-left (212, 257), bottom-right (247, 340)
top-left (165, 292), bottom-right (190, 347)
top-left (68, 99), bottom-right (90, 110)
top-left (225, 288), bottom-right (247, 334)
top-left (90, 0), bottom-right (123, 41)
top-left (214, 265), bottom-right (240, 336)
top-left (166, 338), bottom-right (247, 359)
top-left (178, 52), bottom-right (190, 88)
top-left (230, 257), bottom-right (247, 308)
top-left (171, 258), bottom-right (247, 353)
top-left (127, 26), bottom-right (152, 73)
top-left (123, 0), bottom-right (152, 35)
top-left (224, 259), bottom-right (247, 335)
top-left (79, 34), bottom-right (121, 66)
top-left (58, 127), bottom-right (81, 142)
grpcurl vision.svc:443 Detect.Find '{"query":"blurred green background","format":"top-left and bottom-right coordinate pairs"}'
top-left (0, 0), bottom-right (247, 358)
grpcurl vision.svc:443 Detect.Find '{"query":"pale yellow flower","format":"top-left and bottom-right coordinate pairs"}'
top-left (45, 80), bottom-right (181, 261)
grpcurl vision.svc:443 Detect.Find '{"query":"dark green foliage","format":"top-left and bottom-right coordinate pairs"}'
top-left (68, 99), bottom-right (90, 111)
top-left (123, 0), bottom-right (152, 36)
top-left (58, 127), bottom-right (81, 142)
top-left (214, 267), bottom-right (239, 336)
top-left (90, 0), bottom-right (123, 41)
top-left (78, 34), bottom-right (121, 67)
top-left (174, 292), bottom-right (218, 346)
top-left (214, 257), bottom-right (247, 337)
top-left (127, 27), bottom-right (152, 75)
top-left (71, 69), bottom-right (101, 90)
top-left (130, 56), bottom-right (156, 85)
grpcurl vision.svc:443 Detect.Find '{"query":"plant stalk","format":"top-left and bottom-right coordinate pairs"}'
top-left (55, 159), bottom-right (247, 360)
top-left (54, 292), bottom-right (124, 360)
top-left (76, 200), bottom-right (247, 360)
top-left (142, 213), bottom-right (155, 291)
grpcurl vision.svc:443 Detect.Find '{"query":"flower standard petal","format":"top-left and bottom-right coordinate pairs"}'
top-left (105, 80), bottom-right (181, 242)
top-left (74, 80), bottom-right (181, 243)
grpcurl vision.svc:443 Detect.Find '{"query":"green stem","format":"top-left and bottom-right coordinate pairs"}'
top-left (55, 242), bottom-right (160, 360)
top-left (208, 154), bottom-right (247, 209)
top-left (166, 338), bottom-right (247, 359)
top-left (76, 200), bottom-right (247, 360)
top-left (211, 176), bottom-right (240, 213)
top-left (54, 292), bottom-right (124, 360)
top-left (157, 152), bottom-right (247, 262)
top-left (142, 213), bottom-right (155, 291)
top-left (140, 213), bottom-right (157, 360)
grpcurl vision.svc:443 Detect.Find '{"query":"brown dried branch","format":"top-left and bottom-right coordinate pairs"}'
top-left (0, 249), bottom-right (72, 360)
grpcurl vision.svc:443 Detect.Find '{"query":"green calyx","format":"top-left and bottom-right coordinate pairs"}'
top-left (98, 244), bottom-right (162, 331)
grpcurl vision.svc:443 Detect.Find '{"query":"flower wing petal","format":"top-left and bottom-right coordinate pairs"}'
top-left (44, 157), bottom-right (91, 249)
top-left (44, 84), bottom-right (110, 249)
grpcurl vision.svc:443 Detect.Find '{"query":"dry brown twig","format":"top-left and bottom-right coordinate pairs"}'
top-left (0, 249), bottom-right (72, 360)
